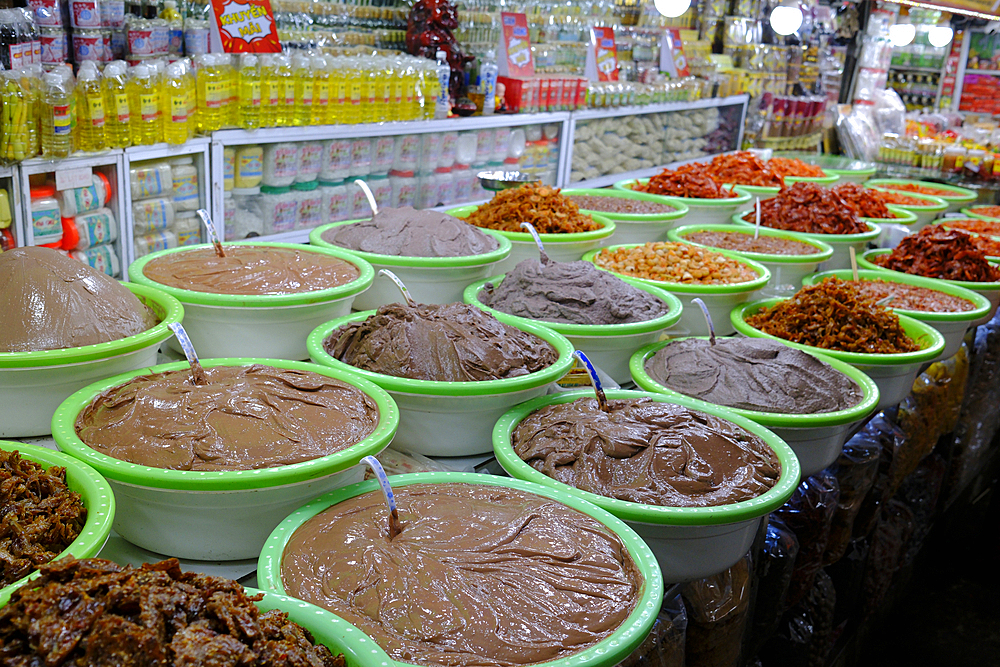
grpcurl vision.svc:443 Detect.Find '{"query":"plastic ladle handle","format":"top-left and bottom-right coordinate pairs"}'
top-left (378, 269), bottom-right (417, 307)
top-left (573, 350), bottom-right (610, 413)
top-left (196, 209), bottom-right (225, 258)
top-left (168, 322), bottom-right (207, 385)
top-left (691, 297), bottom-right (716, 346)
top-left (354, 178), bottom-right (379, 216)
top-left (849, 247), bottom-right (859, 282)
top-left (753, 197), bottom-right (761, 240)
top-left (361, 455), bottom-right (405, 539)
top-left (519, 222), bottom-right (551, 265)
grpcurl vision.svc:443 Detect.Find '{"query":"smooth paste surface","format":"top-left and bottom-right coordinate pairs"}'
top-left (512, 397), bottom-right (781, 507)
top-left (323, 207), bottom-right (499, 257)
top-left (480, 259), bottom-right (667, 325)
top-left (0, 246), bottom-right (158, 353)
top-left (324, 303), bottom-right (558, 382)
top-left (75, 365), bottom-right (379, 471)
top-left (644, 338), bottom-right (863, 414)
top-left (280, 482), bottom-right (643, 667)
top-left (142, 245), bottom-right (360, 295)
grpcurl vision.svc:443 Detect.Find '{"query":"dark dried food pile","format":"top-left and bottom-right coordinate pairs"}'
top-left (742, 182), bottom-right (870, 235)
top-left (872, 226), bottom-right (1000, 282)
top-left (0, 557), bottom-right (346, 667)
top-left (0, 449), bottom-right (86, 588)
top-left (831, 183), bottom-right (893, 219)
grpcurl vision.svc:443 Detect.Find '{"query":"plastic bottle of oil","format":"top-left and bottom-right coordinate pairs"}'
top-left (194, 53), bottom-right (225, 133)
top-left (183, 59), bottom-right (197, 140)
top-left (238, 53), bottom-right (261, 130)
top-left (75, 62), bottom-right (106, 153)
top-left (103, 61), bottom-right (131, 148)
top-left (291, 52), bottom-right (313, 127)
top-left (378, 56), bottom-right (393, 122)
top-left (163, 60), bottom-right (190, 144)
top-left (327, 56), bottom-right (345, 125)
top-left (222, 54), bottom-right (238, 128)
top-left (22, 65), bottom-right (41, 157)
top-left (411, 58), bottom-right (425, 121)
top-left (259, 54), bottom-right (279, 128)
top-left (364, 58), bottom-right (381, 123)
top-left (345, 56), bottom-right (363, 125)
top-left (128, 64), bottom-right (160, 145)
top-left (275, 53), bottom-right (294, 127)
top-left (311, 54), bottom-right (329, 125)
top-left (40, 70), bottom-right (72, 158)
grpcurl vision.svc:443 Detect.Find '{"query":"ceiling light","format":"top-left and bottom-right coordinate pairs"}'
top-left (770, 1), bottom-right (803, 36)
top-left (654, 0), bottom-right (692, 19)
top-left (889, 23), bottom-right (916, 47)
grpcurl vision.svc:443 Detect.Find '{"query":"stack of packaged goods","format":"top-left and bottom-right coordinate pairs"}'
top-left (58, 173), bottom-right (120, 276)
top-left (130, 157), bottom-right (201, 258)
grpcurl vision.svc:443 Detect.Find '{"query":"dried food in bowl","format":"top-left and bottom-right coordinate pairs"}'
top-left (741, 182), bottom-right (868, 235)
top-left (767, 157), bottom-right (826, 178)
top-left (633, 163), bottom-right (738, 199)
top-left (592, 242), bottom-right (760, 285)
top-left (870, 226), bottom-right (1000, 282)
top-left (463, 182), bottom-right (600, 234)
top-left (706, 152), bottom-right (784, 188)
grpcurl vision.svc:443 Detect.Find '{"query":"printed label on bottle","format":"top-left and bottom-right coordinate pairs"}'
top-left (31, 208), bottom-right (60, 240)
top-left (381, 81), bottom-right (391, 104)
top-left (83, 211), bottom-right (114, 244)
top-left (135, 169), bottom-right (162, 198)
top-left (135, 200), bottom-right (169, 232)
top-left (174, 173), bottom-right (198, 203)
top-left (205, 80), bottom-right (224, 108)
top-left (351, 140), bottom-right (371, 166)
top-left (140, 93), bottom-right (159, 122)
top-left (242, 80), bottom-right (261, 106)
top-left (81, 245), bottom-right (115, 275)
top-left (283, 81), bottom-right (294, 106)
top-left (374, 137), bottom-right (394, 169)
top-left (393, 81), bottom-right (403, 105)
top-left (273, 200), bottom-right (297, 232)
top-left (300, 144), bottom-right (322, 173)
top-left (52, 104), bottom-right (71, 135)
top-left (114, 92), bottom-right (129, 122)
top-left (266, 82), bottom-right (279, 106)
top-left (87, 97), bottom-right (105, 126)
top-left (300, 81), bottom-right (313, 105)
top-left (273, 147), bottom-right (297, 179)
top-left (239, 153), bottom-right (263, 179)
top-left (315, 81), bottom-right (329, 106)
top-left (10, 43), bottom-right (23, 70)
top-left (298, 196), bottom-right (322, 227)
top-left (334, 80), bottom-right (346, 104)
top-left (349, 82), bottom-right (361, 105)
top-left (171, 95), bottom-right (187, 122)
top-left (73, 185), bottom-right (99, 213)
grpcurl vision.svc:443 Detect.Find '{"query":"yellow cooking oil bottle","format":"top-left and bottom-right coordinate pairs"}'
top-left (128, 64), bottom-right (160, 146)
top-left (365, 58), bottom-right (382, 123)
top-left (22, 65), bottom-right (41, 157)
top-left (345, 57), bottom-right (363, 124)
top-left (163, 60), bottom-right (191, 144)
top-left (327, 56), bottom-right (345, 125)
top-left (40, 70), bottom-right (72, 158)
top-left (275, 53), bottom-right (294, 127)
top-left (311, 54), bottom-right (329, 125)
top-left (194, 53), bottom-right (225, 133)
top-left (259, 54), bottom-right (279, 128)
top-left (238, 53), bottom-right (261, 130)
top-left (221, 54), bottom-right (237, 127)
top-left (291, 52), bottom-right (313, 127)
top-left (102, 60), bottom-right (131, 148)
top-left (75, 62), bottom-right (106, 152)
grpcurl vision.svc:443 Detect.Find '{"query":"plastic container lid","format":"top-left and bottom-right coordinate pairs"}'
top-left (232, 186), bottom-right (262, 195)
top-left (60, 216), bottom-right (79, 250)
top-left (31, 184), bottom-right (56, 198)
top-left (292, 180), bottom-right (318, 191)
top-left (317, 180), bottom-right (343, 187)
top-left (434, 167), bottom-right (452, 174)
top-left (168, 156), bottom-right (194, 166)
top-left (390, 170), bottom-right (415, 177)
top-left (96, 172), bottom-right (113, 200)
top-left (260, 185), bottom-right (290, 195)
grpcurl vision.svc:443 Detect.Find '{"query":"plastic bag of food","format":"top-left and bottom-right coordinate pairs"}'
top-left (774, 470), bottom-right (840, 609)
top-left (682, 555), bottom-right (752, 667)
top-left (826, 538), bottom-right (869, 627)
top-left (862, 499), bottom-right (914, 622)
top-left (896, 453), bottom-right (946, 566)
top-left (760, 570), bottom-right (837, 667)
top-left (852, 414), bottom-right (904, 539)
top-left (749, 514), bottom-right (800, 655)
top-left (616, 587), bottom-right (686, 667)
top-left (824, 434), bottom-right (881, 565)
top-left (948, 320), bottom-right (1000, 495)
top-left (372, 448), bottom-right (470, 476)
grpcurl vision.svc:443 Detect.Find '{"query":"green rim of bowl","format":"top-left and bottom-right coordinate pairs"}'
top-left (308, 311), bottom-right (576, 397)
top-left (560, 187), bottom-right (691, 222)
top-left (773, 151), bottom-right (876, 174)
top-left (0, 440), bottom-right (116, 607)
top-left (858, 249), bottom-right (1000, 291)
top-left (937, 218), bottom-right (1000, 245)
top-left (492, 389), bottom-right (802, 525)
top-left (582, 243), bottom-right (771, 294)
top-left (0, 283), bottom-right (183, 369)
top-left (864, 179), bottom-right (977, 204)
top-left (248, 588), bottom-right (395, 667)
top-left (308, 219), bottom-right (514, 268)
top-left (463, 275), bottom-right (684, 337)
top-left (446, 206), bottom-right (617, 242)
top-left (861, 205), bottom-right (919, 226)
top-left (128, 242), bottom-right (376, 308)
top-left (628, 339), bottom-right (879, 428)
top-left (731, 298), bottom-right (946, 365)
top-left (256, 471), bottom-right (664, 667)
top-left (50, 358), bottom-right (400, 491)
top-left (731, 213), bottom-right (883, 242)
top-left (828, 166), bottom-right (877, 178)
top-left (961, 206), bottom-right (1000, 221)
top-left (668, 223), bottom-right (835, 264)
top-left (784, 169), bottom-right (840, 185)
top-left (868, 187), bottom-right (948, 212)
top-left (802, 269), bottom-right (991, 323)
top-left (723, 183), bottom-right (781, 198)
top-left (612, 179), bottom-right (753, 208)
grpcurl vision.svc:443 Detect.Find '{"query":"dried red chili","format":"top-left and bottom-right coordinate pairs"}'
top-left (881, 183), bottom-right (957, 198)
top-left (871, 190), bottom-right (936, 207)
top-left (705, 152), bottom-right (785, 188)
top-left (634, 163), bottom-right (737, 199)
top-left (831, 183), bottom-right (893, 219)
top-left (872, 226), bottom-right (1000, 282)
top-left (745, 277), bottom-right (920, 354)
top-left (741, 182), bottom-right (869, 235)
top-left (767, 157), bottom-right (826, 178)
top-left (971, 234), bottom-right (1000, 257)
top-left (941, 219), bottom-right (1000, 236)
top-left (967, 205), bottom-right (1000, 219)
top-left (465, 182), bottom-right (600, 234)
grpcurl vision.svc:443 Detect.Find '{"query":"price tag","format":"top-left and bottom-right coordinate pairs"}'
top-left (55, 167), bottom-right (94, 191)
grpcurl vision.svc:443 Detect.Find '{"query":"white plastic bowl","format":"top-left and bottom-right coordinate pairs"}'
top-left (732, 214), bottom-right (881, 272)
top-left (0, 284), bottom-right (183, 438)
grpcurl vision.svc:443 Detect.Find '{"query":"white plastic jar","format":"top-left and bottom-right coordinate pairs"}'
top-left (132, 197), bottom-right (174, 234)
top-left (474, 128), bottom-right (495, 165)
top-left (417, 134), bottom-right (440, 175)
top-left (223, 147), bottom-right (235, 191)
top-left (172, 210), bottom-right (202, 246)
top-left (392, 134), bottom-right (420, 171)
top-left (347, 181), bottom-right (372, 219)
top-left (133, 231), bottom-right (177, 259)
top-left (349, 138), bottom-right (373, 177)
top-left (260, 185), bottom-right (298, 234)
top-left (30, 184), bottom-right (63, 246)
top-left (318, 181), bottom-right (349, 223)
top-left (293, 180), bottom-right (323, 230)
top-left (169, 157), bottom-right (200, 211)
top-left (72, 208), bottom-right (118, 250)
top-left (73, 242), bottom-right (121, 275)
top-left (320, 138), bottom-right (352, 181)
top-left (434, 167), bottom-right (455, 208)
top-left (230, 187), bottom-right (264, 238)
top-left (451, 164), bottom-right (474, 204)
top-left (57, 172), bottom-right (111, 217)
top-left (415, 172), bottom-right (436, 209)
top-left (235, 145), bottom-right (264, 189)
top-left (455, 132), bottom-right (477, 165)
top-left (371, 135), bottom-right (395, 174)
top-left (223, 191), bottom-right (235, 235)
top-left (492, 127), bottom-right (512, 162)
top-left (262, 142), bottom-right (300, 187)
top-left (389, 170), bottom-right (417, 208)
top-left (296, 142), bottom-right (324, 183)
top-left (130, 162), bottom-right (173, 199)
top-left (438, 131), bottom-right (458, 168)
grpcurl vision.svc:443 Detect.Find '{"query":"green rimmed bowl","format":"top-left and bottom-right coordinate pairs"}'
top-left (860, 204), bottom-right (920, 230)
top-left (129, 242), bottom-right (375, 361)
top-left (308, 311), bottom-right (575, 457)
top-left (802, 269), bottom-right (991, 359)
top-left (772, 152), bottom-right (877, 184)
top-left (629, 339), bottom-right (878, 476)
top-left (0, 283), bottom-right (183, 438)
top-left (492, 390), bottom-right (801, 582)
top-left (51, 358), bottom-right (399, 561)
top-left (613, 178), bottom-right (753, 227)
top-left (668, 223), bottom-right (834, 297)
top-left (868, 188), bottom-right (947, 228)
top-left (258, 471), bottom-right (663, 666)
top-left (732, 298), bottom-right (946, 410)
top-left (309, 220), bottom-right (512, 311)
top-left (784, 168), bottom-right (841, 186)
top-left (463, 275), bottom-right (682, 383)
top-left (961, 206), bottom-right (1000, 222)
top-left (864, 179), bottom-right (977, 214)
top-left (445, 205), bottom-right (616, 275)
top-left (724, 183), bottom-right (782, 213)
top-left (732, 213), bottom-right (882, 272)
top-left (0, 440), bottom-right (115, 607)
top-left (561, 188), bottom-right (690, 246)
top-left (858, 248), bottom-right (1000, 321)
top-left (583, 243), bottom-right (770, 337)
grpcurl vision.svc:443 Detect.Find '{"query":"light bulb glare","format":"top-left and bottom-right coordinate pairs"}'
top-left (654, 0), bottom-right (692, 18)
top-left (928, 26), bottom-right (954, 48)
top-left (889, 23), bottom-right (916, 47)
top-left (769, 4), bottom-right (803, 36)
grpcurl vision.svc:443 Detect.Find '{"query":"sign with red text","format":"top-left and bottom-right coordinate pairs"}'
top-left (209, 0), bottom-right (280, 53)
top-left (498, 12), bottom-right (534, 77)
top-left (586, 26), bottom-right (618, 81)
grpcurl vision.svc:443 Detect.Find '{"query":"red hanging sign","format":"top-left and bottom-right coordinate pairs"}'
top-left (591, 27), bottom-right (619, 81)
top-left (498, 12), bottom-right (533, 77)
top-left (210, 0), bottom-right (281, 53)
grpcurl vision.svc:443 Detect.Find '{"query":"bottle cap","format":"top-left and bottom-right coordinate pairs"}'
top-left (30, 184), bottom-right (56, 198)
top-left (96, 172), bottom-right (113, 202)
top-left (60, 217), bottom-right (79, 251)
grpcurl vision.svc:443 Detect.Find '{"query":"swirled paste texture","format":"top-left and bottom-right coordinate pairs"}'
top-left (142, 245), bottom-right (360, 295)
top-left (644, 338), bottom-right (863, 414)
top-left (0, 246), bottom-right (158, 353)
top-left (479, 259), bottom-right (666, 325)
top-left (322, 207), bottom-right (499, 257)
top-left (512, 397), bottom-right (781, 507)
top-left (324, 303), bottom-right (558, 381)
top-left (74, 365), bottom-right (379, 471)
top-left (280, 482), bottom-right (643, 667)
